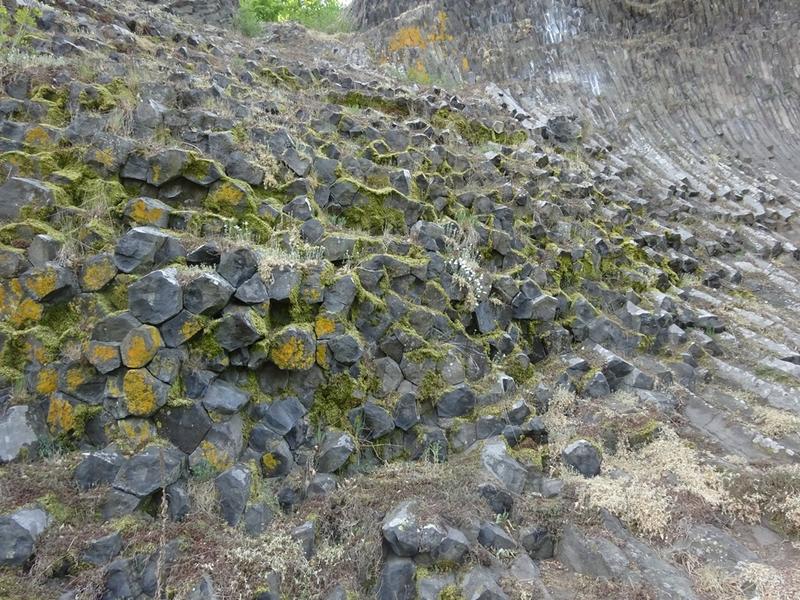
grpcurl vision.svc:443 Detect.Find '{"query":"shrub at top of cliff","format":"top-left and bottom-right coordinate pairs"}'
top-left (237, 0), bottom-right (350, 35)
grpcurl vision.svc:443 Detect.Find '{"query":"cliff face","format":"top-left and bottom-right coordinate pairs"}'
top-left (353, 0), bottom-right (800, 198)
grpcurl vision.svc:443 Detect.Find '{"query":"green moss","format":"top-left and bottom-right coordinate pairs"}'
top-left (289, 285), bottom-right (315, 323)
top-left (503, 354), bottom-right (536, 385)
top-left (31, 85), bottom-right (69, 126)
top-left (432, 108), bottom-right (526, 146)
top-left (37, 492), bottom-right (73, 523)
top-left (437, 585), bottom-right (465, 600)
top-left (330, 91), bottom-right (410, 117)
top-left (418, 371), bottom-right (445, 404)
top-left (309, 372), bottom-right (363, 429)
top-left (341, 193), bottom-right (405, 235)
top-left (190, 322), bottom-right (225, 360)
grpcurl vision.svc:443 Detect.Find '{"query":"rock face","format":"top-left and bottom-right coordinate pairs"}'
top-left (1, 0), bottom-right (800, 598)
top-left (0, 406), bottom-right (39, 463)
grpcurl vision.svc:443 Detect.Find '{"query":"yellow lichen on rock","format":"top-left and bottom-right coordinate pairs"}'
top-left (24, 268), bottom-right (58, 299)
top-left (271, 335), bottom-right (313, 370)
top-left (47, 396), bottom-right (75, 433)
top-left (314, 314), bottom-right (336, 338)
top-left (122, 325), bottom-right (162, 368)
top-left (36, 366), bottom-right (58, 395)
top-left (128, 198), bottom-right (165, 225)
top-left (10, 297), bottom-right (43, 327)
top-left (123, 369), bottom-right (158, 416)
top-left (80, 260), bottom-right (116, 291)
top-left (199, 440), bottom-right (232, 471)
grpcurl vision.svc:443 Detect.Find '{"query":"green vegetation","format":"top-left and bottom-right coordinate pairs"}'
top-left (238, 0), bottom-right (350, 36)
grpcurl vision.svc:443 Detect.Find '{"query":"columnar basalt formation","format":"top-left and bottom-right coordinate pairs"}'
top-left (0, 0), bottom-right (799, 598)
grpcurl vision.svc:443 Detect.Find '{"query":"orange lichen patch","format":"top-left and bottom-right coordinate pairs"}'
top-left (205, 180), bottom-right (252, 216)
top-left (24, 268), bottom-right (58, 299)
top-left (387, 11), bottom-right (452, 53)
top-left (128, 198), bottom-right (165, 225)
top-left (80, 260), bottom-right (116, 292)
top-left (316, 343), bottom-right (328, 369)
top-left (388, 26), bottom-right (427, 52)
top-left (314, 314), bottom-right (336, 338)
top-left (261, 452), bottom-right (279, 473)
top-left (270, 335), bottom-right (313, 371)
top-left (199, 440), bottom-right (232, 472)
top-left (10, 297), bottom-right (43, 327)
top-left (179, 316), bottom-right (204, 343)
top-left (86, 341), bottom-right (120, 372)
top-left (24, 126), bottom-right (54, 148)
top-left (123, 369), bottom-right (158, 416)
top-left (47, 396), bottom-right (75, 433)
top-left (462, 56), bottom-right (470, 71)
top-left (36, 366), bottom-right (58, 395)
top-left (117, 419), bottom-right (155, 452)
top-left (90, 343), bottom-right (118, 363)
top-left (65, 366), bottom-right (88, 390)
top-left (90, 147), bottom-right (116, 169)
top-left (121, 325), bottom-right (162, 368)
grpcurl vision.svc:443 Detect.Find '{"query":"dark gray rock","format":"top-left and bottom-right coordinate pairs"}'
top-left (431, 526), bottom-right (469, 564)
top-left (327, 334), bottom-right (363, 365)
top-left (291, 521), bottom-right (316, 559)
top-left (375, 357), bottom-right (403, 397)
top-left (481, 438), bottom-right (527, 494)
top-left (215, 310), bottom-right (264, 351)
top-left (215, 464), bottom-right (251, 526)
top-left (101, 489), bottom-right (143, 521)
top-left (263, 265), bottom-right (301, 301)
top-left (166, 480), bottom-right (191, 521)
top-left (186, 244), bottom-right (221, 266)
top-left (381, 500), bottom-right (420, 557)
top-left (393, 393), bottom-right (419, 431)
top-left (183, 272), bottom-right (235, 315)
top-left (283, 196), bottom-right (314, 220)
top-left (257, 396), bottom-right (306, 436)
top-left (322, 275), bottom-right (356, 315)
top-left (158, 402), bottom-right (212, 454)
top-left (27, 234), bottom-right (61, 266)
top-left (202, 379), bottom-right (250, 414)
top-left (92, 312), bottom-right (141, 343)
top-left (234, 273), bottom-right (269, 304)
top-left (113, 445), bottom-right (185, 497)
top-left (128, 269), bottom-right (183, 324)
top-left (20, 262), bottom-right (79, 303)
top-left (82, 533), bottom-right (123, 566)
top-left (437, 386), bottom-right (476, 418)
top-left (377, 556), bottom-right (416, 600)
top-left (585, 372), bottom-right (611, 398)
top-left (0, 405), bottom-right (39, 463)
top-left (562, 440), bottom-right (601, 477)
top-left (0, 517), bottom-right (35, 567)
top-left (359, 402), bottom-right (395, 440)
top-left (478, 522), bottom-right (516, 550)
top-left (74, 450), bottom-right (125, 490)
top-left (159, 310), bottom-right (203, 347)
top-left (461, 566), bottom-right (509, 600)
top-left (114, 226), bottom-right (180, 273)
top-left (521, 526), bottom-right (555, 559)
top-left (243, 502), bottom-right (274, 537)
top-left (316, 430), bottom-right (355, 473)
top-left (217, 247), bottom-right (258, 287)
top-left (0, 177), bottom-right (56, 219)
